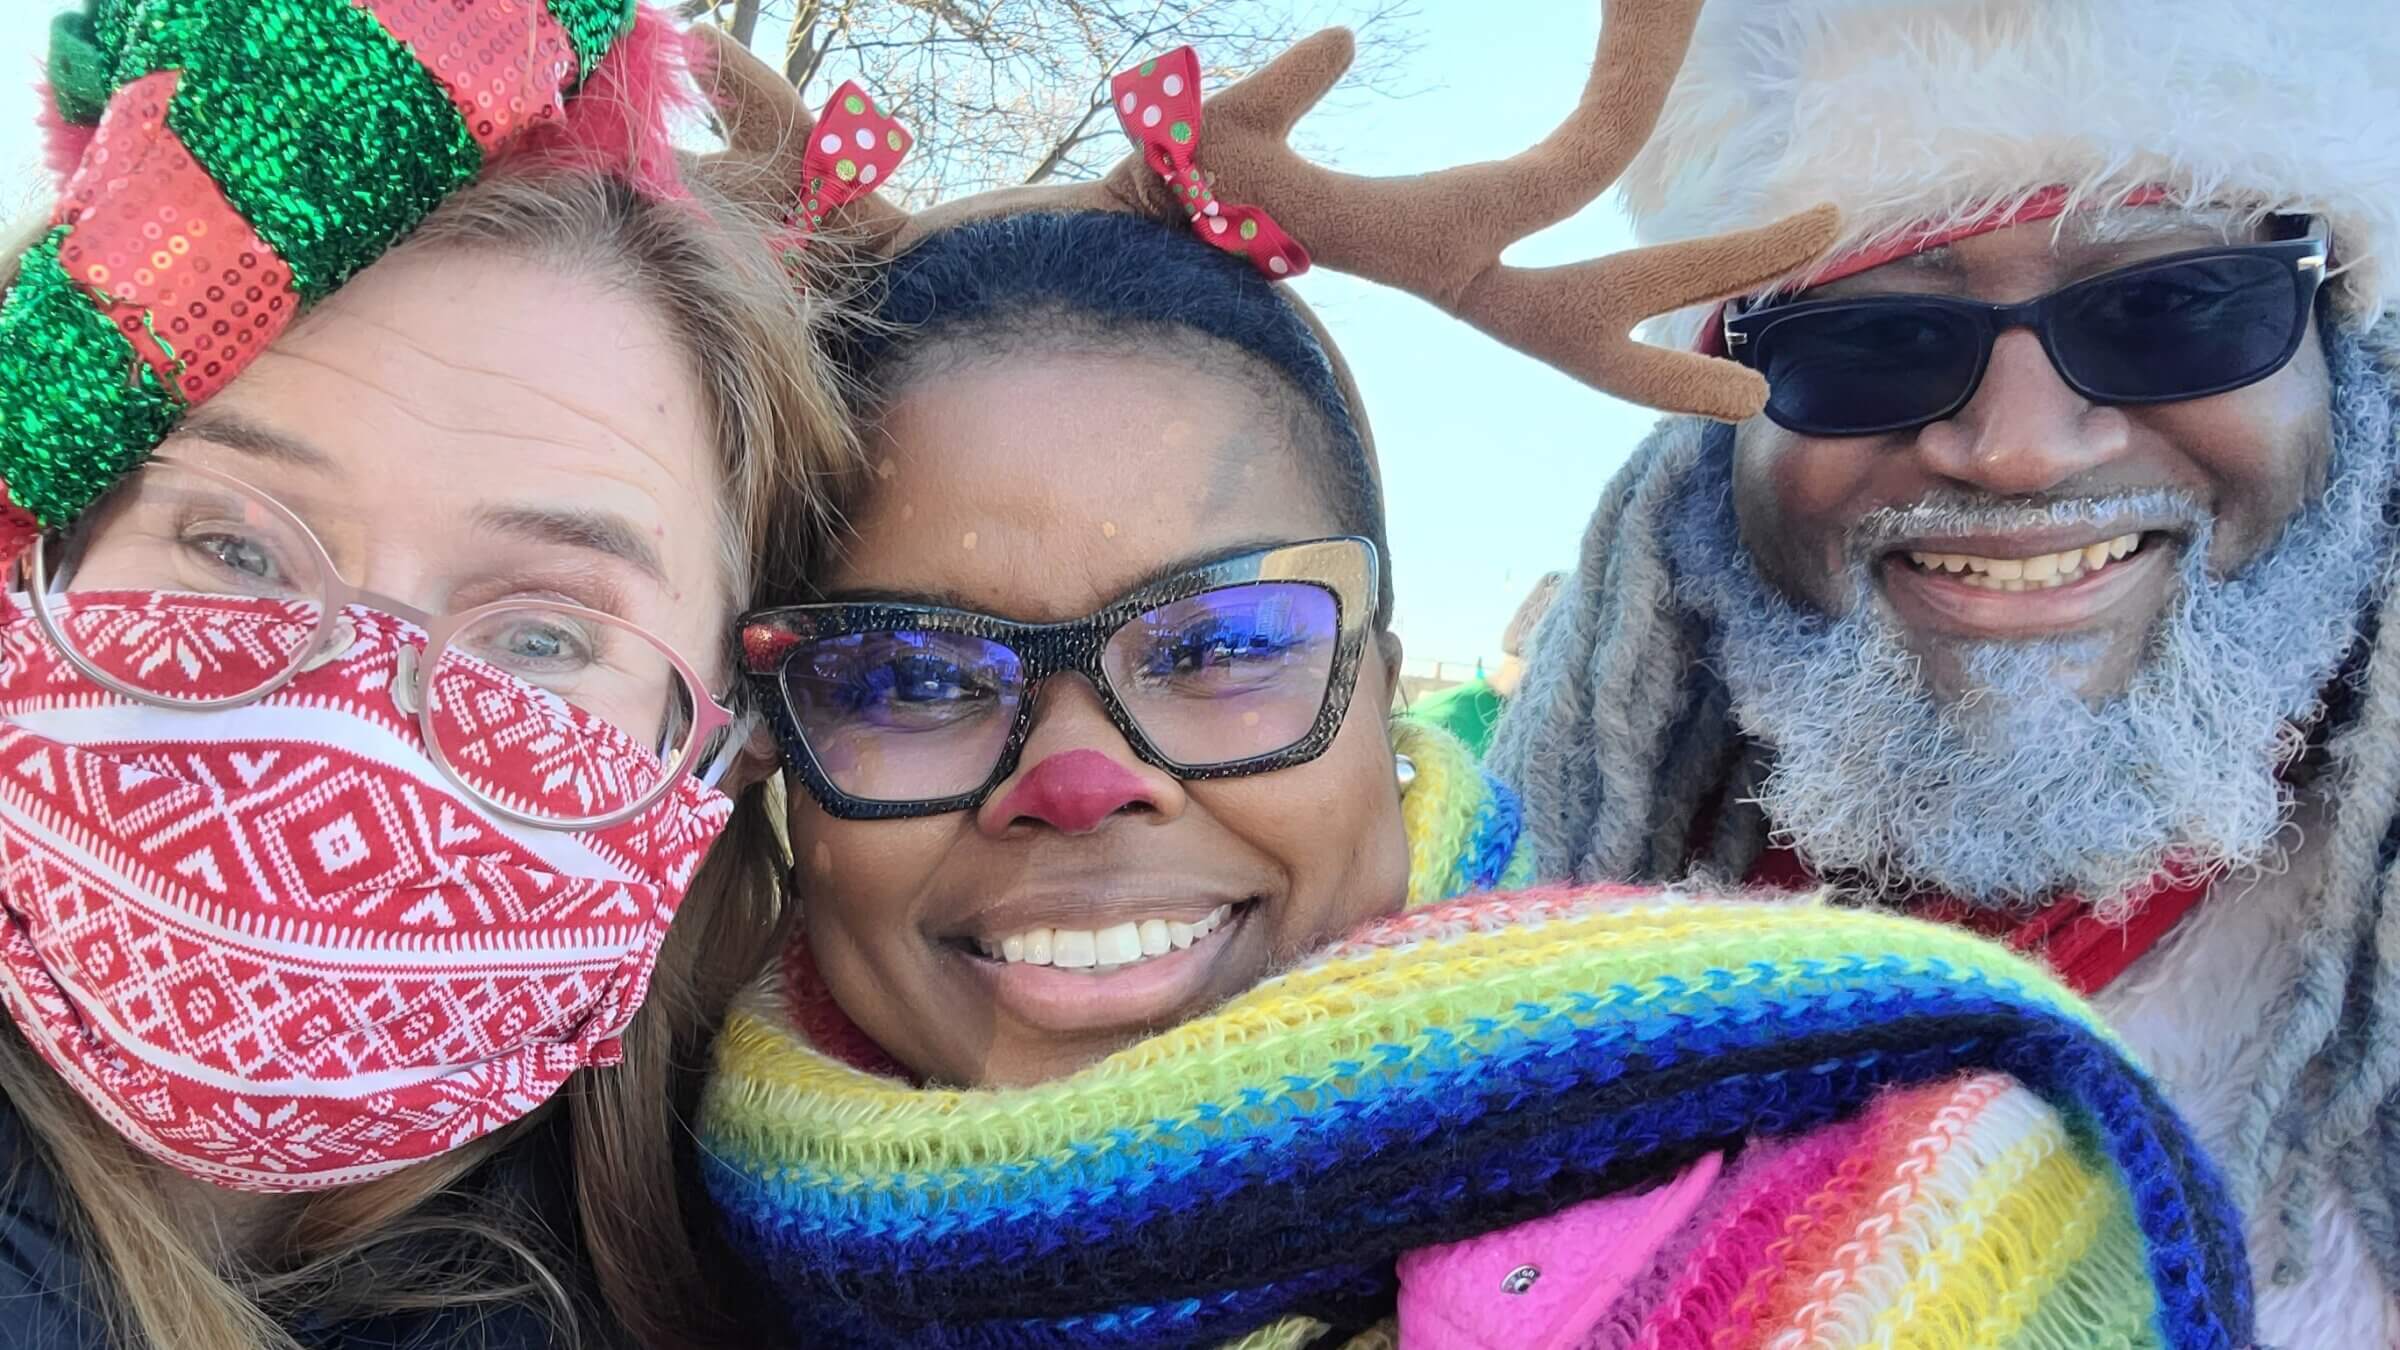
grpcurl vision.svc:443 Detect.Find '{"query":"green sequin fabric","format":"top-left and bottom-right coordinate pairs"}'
top-left (120, 0), bottom-right (482, 301)
top-left (48, 10), bottom-right (115, 127)
top-left (47, 0), bottom-right (138, 126)
top-left (0, 232), bottom-right (179, 527)
top-left (91, 0), bottom-right (136, 59)
top-left (547, 0), bottom-right (638, 81)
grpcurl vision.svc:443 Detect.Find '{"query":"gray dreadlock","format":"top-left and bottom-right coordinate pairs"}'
top-left (1489, 411), bottom-right (1752, 887)
top-left (1491, 317), bottom-right (2400, 1286)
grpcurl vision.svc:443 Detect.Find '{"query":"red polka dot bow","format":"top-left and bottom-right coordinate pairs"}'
top-left (770, 81), bottom-right (912, 264)
top-left (1113, 48), bottom-right (1310, 279)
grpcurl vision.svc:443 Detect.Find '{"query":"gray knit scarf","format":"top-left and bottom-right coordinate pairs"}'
top-left (1491, 318), bottom-right (2400, 1282)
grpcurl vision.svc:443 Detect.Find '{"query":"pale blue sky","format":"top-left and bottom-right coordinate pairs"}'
top-left (0, 2), bottom-right (1655, 673)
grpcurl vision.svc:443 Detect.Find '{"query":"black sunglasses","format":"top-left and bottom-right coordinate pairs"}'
top-left (1724, 229), bottom-right (2332, 437)
top-left (739, 538), bottom-right (1378, 821)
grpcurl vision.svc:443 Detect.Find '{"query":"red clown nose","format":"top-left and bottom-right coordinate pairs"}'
top-left (991, 749), bottom-right (1152, 834)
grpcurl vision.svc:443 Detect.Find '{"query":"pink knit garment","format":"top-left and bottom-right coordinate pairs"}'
top-left (1394, 1076), bottom-right (2047, 1350)
top-left (1397, 1155), bottom-right (1724, 1350)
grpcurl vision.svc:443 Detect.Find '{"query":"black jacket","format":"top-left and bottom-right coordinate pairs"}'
top-left (1, 1100), bottom-right (109, 1349)
top-left (0, 1100), bottom-right (581, 1349)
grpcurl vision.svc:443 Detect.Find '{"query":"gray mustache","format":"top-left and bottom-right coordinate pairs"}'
top-left (1847, 489), bottom-right (2211, 559)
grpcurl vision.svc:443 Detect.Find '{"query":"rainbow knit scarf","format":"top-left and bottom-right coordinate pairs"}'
top-left (701, 727), bottom-right (2253, 1349)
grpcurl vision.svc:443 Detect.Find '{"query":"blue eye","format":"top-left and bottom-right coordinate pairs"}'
top-left (467, 614), bottom-right (597, 676)
top-left (190, 531), bottom-right (280, 581)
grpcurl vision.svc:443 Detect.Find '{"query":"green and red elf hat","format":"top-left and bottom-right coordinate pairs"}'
top-left (0, 0), bottom-right (675, 563)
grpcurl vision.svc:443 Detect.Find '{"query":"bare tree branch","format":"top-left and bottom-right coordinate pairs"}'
top-left (1019, 93), bottom-right (1111, 185)
top-left (681, 0), bottom-right (770, 44)
top-left (783, 0), bottom-right (825, 85)
top-left (723, 0), bottom-right (766, 44)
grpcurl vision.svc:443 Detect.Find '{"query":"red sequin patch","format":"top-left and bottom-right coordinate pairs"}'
top-left (0, 486), bottom-right (37, 564)
top-left (357, 0), bottom-right (578, 153)
top-left (56, 71), bottom-right (300, 406)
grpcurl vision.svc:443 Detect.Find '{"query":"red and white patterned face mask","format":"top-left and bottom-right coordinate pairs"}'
top-left (0, 592), bottom-right (733, 1191)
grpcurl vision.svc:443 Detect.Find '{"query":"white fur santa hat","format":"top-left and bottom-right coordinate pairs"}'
top-left (1620, 0), bottom-right (2400, 350)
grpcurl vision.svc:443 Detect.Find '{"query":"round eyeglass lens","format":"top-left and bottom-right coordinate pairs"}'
top-left (33, 461), bottom-right (331, 703)
top-left (1101, 582), bottom-right (1340, 768)
top-left (776, 630), bottom-right (1025, 804)
top-left (423, 604), bottom-right (704, 825)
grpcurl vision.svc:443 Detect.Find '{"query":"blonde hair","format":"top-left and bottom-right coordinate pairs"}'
top-left (0, 166), bottom-right (855, 1350)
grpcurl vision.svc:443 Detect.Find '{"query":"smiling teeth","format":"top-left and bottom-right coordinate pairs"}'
top-left (984, 905), bottom-right (1234, 970)
top-left (1907, 533), bottom-right (2141, 591)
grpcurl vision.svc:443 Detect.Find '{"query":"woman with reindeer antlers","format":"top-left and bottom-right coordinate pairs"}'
top-left (684, 6), bottom-right (2253, 1348)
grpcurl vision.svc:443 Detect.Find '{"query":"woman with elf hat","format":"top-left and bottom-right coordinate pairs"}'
top-left (686, 6), bottom-right (2258, 1347)
top-left (1488, 0), bottom-right (2400, 1342)
top-left (0, 4), bottom-right (867, 1348)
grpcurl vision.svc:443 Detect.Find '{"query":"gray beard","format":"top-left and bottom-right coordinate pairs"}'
top-left (1666, 323), bottom-right (2398, 909)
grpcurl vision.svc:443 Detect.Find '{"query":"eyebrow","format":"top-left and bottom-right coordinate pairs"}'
top-left (1796, 245), bottom-right (1964, 301)
top-left (1803, 213), bottom-right (2264, 303)
top-left (2065, 206), bottom-right (2252, 251)
top-left (173, 410), bottom-right (340, 471)
top-left (1879, 246), bottom-right (1965, 278)
top-left (473, 505), bottom-right (668, 583)
top-left (820, 538), bottom-right (1292, 614)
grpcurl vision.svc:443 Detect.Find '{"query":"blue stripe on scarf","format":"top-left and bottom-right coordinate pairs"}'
top-left (714, 965), bottom-right (2248, 1349)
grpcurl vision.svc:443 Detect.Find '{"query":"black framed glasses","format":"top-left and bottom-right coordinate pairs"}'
top-left (1724, 227), bottom-right (2332, 437)
top-left (740, 538), bottom-right (1378, 820)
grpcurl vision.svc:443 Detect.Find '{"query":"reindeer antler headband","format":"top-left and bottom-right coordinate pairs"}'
top-left (695, 0), bottom-right (1839, 423)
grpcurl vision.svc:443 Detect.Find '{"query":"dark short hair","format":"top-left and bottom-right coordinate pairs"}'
top-left (829, 210), bottom-right (1392, 624)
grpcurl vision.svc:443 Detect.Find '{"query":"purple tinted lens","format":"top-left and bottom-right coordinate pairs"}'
top-left (1101, 582), bottom-right (1340, 768)
top-left (779, 630), bottom-right (1023, 802)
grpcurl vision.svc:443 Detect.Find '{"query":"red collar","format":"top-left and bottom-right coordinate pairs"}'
top-left (1746, 847), bottom-right (2211, 997)
top-left (780, 937), bottom-right (914, 1079)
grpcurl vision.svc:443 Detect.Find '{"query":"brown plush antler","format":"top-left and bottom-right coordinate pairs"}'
top-left (1091, 5), bottom-right (1836, 420)
top-left (688, 25), bottom-right (912, 248)
top-left (694, 2), bottom-right (1839, 421)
